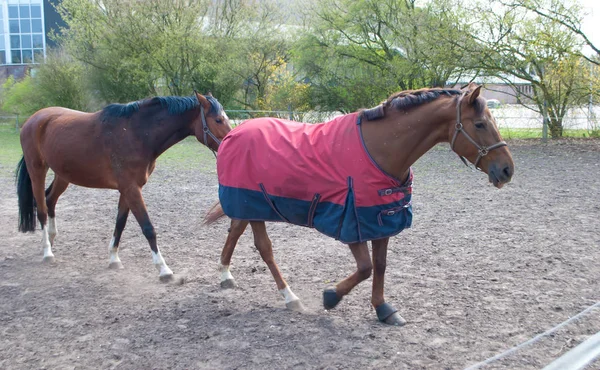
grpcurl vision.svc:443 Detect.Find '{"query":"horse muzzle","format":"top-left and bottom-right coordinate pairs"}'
top-left (488, 162), bottom-right (514, 188)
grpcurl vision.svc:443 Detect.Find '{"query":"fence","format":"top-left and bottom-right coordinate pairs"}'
top-left (2, 106), bottom-right (599, 137)
top-left (0, 115), bottom-right (21, 133)
top-left (491, 105), bottom-right (600, 139)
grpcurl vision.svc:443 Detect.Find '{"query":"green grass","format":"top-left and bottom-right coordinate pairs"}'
top-left (156, 136), bottom-right (218, 173)
top-left (0, 122), bottom-right (23, 176)
top-left (499, 127), bottom-right (600, 140)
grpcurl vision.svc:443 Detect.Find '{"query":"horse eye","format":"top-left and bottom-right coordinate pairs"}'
top-left (475, 122), bottom-right (485, 129)
top-left (216, 119), bottom-right (223, 124)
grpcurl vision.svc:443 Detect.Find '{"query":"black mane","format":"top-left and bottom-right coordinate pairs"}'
top-left (101, 94), bottom-right (223, 121)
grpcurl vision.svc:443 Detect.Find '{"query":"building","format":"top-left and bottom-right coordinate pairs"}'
top-left (0, 0), bottom-right (64, 79)
top-left (446, 75), bottom-right (534, 105)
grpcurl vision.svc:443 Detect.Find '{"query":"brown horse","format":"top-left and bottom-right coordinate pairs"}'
top-left (16, 92), bottom-right (231, 281)
top-left (204, 84), bottom-right (514, 325)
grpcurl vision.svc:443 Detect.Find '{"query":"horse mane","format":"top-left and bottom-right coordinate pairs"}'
top-left (101, 94), bottom-right (223, 120)
top-left (360, 87), bottom-right (485, 121)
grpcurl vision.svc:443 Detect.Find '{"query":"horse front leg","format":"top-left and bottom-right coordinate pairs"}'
top-left (249, 221), bottom-right (304, 311)
top-left (323, 242), bottom-right (372, 310)
top-left (121, 186), bottom-right (173, 281)
top-left (219, 219), bottom-right (249, 288)
top-left (371, 238), bottom-right (406, 326)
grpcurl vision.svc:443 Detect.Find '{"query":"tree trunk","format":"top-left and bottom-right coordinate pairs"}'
top-left (549, 118), bottom-right (564, 138)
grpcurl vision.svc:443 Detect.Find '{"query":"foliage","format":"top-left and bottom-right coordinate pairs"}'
top-left (503, 0), bottom-right (600, 66)
top-left (256, 61), bottom-right (311, 111)
top-left (2, 76), bottom-right (39, 116)
top-left (465, 0), bottom-right (594, 138)
top-left (54, 0), bottom-right (302, 109)
top-left (292, 0), bottom-right (477, 111)
top-left (3, 0), bottom-right (597, 125)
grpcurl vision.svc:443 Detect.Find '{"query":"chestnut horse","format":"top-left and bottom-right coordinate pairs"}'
top-left (204, 85), bottom-right (514, 325)
top-left (16, 92), bottom-right (231, 281)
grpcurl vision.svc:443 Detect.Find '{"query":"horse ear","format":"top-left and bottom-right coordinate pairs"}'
top-left (467, 85), bottom-right (482, 105)
top-left (195, 90), bottom-right (210, 110)
top-left (206, 91), bottom-right (213, 97)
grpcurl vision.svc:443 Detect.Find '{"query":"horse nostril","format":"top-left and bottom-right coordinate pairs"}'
top-left (502, 166), bottom-right (513, 179)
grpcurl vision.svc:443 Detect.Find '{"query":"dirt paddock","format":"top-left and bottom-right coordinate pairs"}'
top-left (1, 139), bottom-right (599, 369)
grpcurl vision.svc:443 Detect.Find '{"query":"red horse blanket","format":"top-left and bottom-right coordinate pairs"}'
top-left (217, 112), bottom-right (413, 243)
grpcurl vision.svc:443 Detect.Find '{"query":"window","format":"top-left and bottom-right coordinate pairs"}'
top-left (6, 1), bottom-right (44, 64)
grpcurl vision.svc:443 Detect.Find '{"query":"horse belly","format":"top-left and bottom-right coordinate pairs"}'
top-left (42, 145), bottom-right (117, 189)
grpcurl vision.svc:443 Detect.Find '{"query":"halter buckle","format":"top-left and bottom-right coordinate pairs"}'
top-left (455, 122), bottom-right (463, 130)
top-left (479, 147), bottom-right (489, 156)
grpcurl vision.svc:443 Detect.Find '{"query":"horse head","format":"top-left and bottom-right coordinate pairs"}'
top-left (449, 84), bottom-right (514, 188)
top-left (193, 91), bottom-right (232, 152)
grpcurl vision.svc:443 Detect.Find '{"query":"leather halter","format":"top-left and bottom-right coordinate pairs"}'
top-left (200, 105), bottom-right (222, 158)
top-left (450, 93), bottom-right (507, 170)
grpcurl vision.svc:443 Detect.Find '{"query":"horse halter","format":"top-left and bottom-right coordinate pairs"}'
top-left (450, 93), bottom-right (507, 170)
top-left (200, 105), bottom-right (221, 158)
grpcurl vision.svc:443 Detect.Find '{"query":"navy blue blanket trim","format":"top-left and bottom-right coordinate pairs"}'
top-left (219, 184), bottom-right (412, 244)
top-left (259, 183), bottom-right (290, 222)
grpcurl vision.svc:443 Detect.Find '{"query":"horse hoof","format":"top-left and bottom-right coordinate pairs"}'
top-left (323, 287), bottom-right (342, 310)
top-left (220, 279), bottom-right (236, 289)
top-left (108, 261), bottom-right (124, 270)
top-left (382, 312), bottom-right (407, 326)
top-left (159, 273), bottom-right (174, 283)
top-left (42, 256), bottom-right (55, 264)
top-left (286, 300), bottom-right (305, 312)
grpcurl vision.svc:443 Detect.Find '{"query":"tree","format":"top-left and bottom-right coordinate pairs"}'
top-left (56, 0), bottom-right (228, 103)
top-left (293, 0), bottom-right (477, 111)
top-left (54, 0), bottom-right (301, 110)
top-left (464, 0), bottom-right (594, 137)
top-left (502, 0), bottom-right (600, 66)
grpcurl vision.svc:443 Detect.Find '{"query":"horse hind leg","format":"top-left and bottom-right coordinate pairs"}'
top-left (45, 177), bottom-right (69, 247)
top-left (108, 194), bottom-right (129, 270)
top-left (219, 219), bottom-right (249, 288)
top-left (26, 161), bottom-right (53, 262)
top-left (249, 221), bottom-right (304, 311)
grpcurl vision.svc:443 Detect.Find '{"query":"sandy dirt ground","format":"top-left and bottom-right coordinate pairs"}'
top-left (1, 139), bottom-right (599, 370)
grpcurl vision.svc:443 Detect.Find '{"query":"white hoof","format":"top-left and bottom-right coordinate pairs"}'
top-left (42, 255), bottom-right (55, 264)
top-left (286, 300), bottom-right (305, 312)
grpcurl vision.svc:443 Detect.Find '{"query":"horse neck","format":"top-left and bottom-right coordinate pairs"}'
top-left (361, 99), bottom-right (455, 180)
top-left (150, 110), bottom-right (196, 157)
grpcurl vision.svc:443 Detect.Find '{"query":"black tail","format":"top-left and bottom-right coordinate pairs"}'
top-left (16, 156), bottom-right (36, 232)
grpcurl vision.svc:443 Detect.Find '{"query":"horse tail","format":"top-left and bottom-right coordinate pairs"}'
top-left (203, 201), bottom-right (226, 225)
top-left (45, 179), bottom-right (55, 198)
top-left (16, 156), bottom-right (37, 232)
